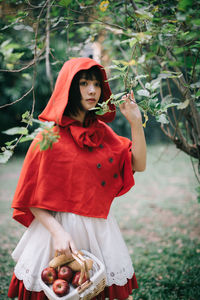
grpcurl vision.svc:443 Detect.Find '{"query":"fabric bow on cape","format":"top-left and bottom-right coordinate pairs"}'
top-left (69, 121), bottom-right (105, 148)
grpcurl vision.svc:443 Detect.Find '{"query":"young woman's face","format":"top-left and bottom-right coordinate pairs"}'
top-left (79, 74), bottom-right (101, 112)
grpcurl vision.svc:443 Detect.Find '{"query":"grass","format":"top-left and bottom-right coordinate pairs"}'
top-left (0, 144), bottom-right (200, 299)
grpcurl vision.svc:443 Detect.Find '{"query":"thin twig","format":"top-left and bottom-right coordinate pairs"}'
top-left (0, 52), bottom-right (45, 73)
top-left (0, 87), bottom-right (33, 109)
top-left (124, 44), bottom-right (137, 91)
top-left (130, 0), bottom-right (138, 10)
top-left (190, 155), bottom-right (200, 184)
top-left (190, 48), bottom-right (200, 84)
top-left (69, 8), bottom-right (127, 31)
top-left (45, 0), bottom-right (53, 91)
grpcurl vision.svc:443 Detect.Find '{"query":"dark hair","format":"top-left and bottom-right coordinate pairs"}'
top-left (64, 66), bottom-right (103, 117)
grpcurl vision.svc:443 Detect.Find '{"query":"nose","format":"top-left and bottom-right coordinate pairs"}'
top-left (88, 83), bottom-right (96, 94)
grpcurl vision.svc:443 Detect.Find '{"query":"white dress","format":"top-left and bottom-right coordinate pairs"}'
top-left (12, 211), bottom-right (134, 292)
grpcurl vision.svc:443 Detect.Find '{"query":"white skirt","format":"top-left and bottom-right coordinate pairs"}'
top-left (12, 212), bottom-right (134, 292)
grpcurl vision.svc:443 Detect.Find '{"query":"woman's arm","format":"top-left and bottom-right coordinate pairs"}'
top-left (30, 207), bottom-right (77, 257)
top-left (119, 90), bottom-right (146, 172)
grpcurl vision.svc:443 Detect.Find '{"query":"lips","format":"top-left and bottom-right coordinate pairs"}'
top-left (87, 98), bottom-right (96, 102)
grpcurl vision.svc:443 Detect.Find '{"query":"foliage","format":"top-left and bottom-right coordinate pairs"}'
top-left (0, 111), bottom-right (60, 163)
top-left (93, 0), bottom-right (200, 163)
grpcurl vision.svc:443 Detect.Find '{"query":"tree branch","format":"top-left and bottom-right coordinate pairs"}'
top-left (45, 0), bottom-right (53, 91)
top-left (157, 51), bottom-right (200, 142)
top-left (0, 87), bottom-right (33, 109)
top-left (129, 0), bottom-right (138, 11)
top-left (160, 124), bottom-right (198, 159)
top-left (0, 52), bottom-right (45, 73)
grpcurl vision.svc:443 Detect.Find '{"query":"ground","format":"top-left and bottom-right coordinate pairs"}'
top-left (0, 144), bottom-right (199, 299)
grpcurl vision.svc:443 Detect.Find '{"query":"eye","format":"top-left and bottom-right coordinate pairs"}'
top-left (79, 80), bottom-right (87, 86)
top-left (94, 81), bottom-right (101, 87)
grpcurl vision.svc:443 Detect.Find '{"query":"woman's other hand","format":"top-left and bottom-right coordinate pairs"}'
top-left (30, 207), bottom-right (78, 257)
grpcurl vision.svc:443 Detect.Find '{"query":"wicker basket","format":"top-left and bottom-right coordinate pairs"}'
top-left (39, 250), bottom-right (106, 300)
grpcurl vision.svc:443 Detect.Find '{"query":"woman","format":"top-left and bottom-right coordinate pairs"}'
top-left (8, 57), bottom-right (146, 300)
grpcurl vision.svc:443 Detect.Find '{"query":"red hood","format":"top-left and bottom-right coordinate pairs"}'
top-left (39, 57), bottom-right (116, 125)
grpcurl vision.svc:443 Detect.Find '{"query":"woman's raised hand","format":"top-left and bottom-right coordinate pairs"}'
top-left (119, 90), bottom-right (142, 126)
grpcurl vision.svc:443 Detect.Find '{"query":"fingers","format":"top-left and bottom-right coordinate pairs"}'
top-left (69, 240), bottom-right (78, 255)
top-left (128, 90), bottom-right (135, 103)
top-left (131, 90), bottom-right (134, 101)
top-left (121, 91), bottom-right (135, 103)
top-left (54, 232), bottom-right (77, 256)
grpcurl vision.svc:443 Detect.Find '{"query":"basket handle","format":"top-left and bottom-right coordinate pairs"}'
top-left (71, 252), bottom-right (90, 285)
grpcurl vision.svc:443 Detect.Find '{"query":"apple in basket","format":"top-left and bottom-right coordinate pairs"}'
top-left (53, 279), bottom-right (70, 297)
top-left (41, 267), bottom-right (57, 285)
top-left (72, 271), bottom-right (87, 287)
top-left (58, 265), bottom-right (73, 282)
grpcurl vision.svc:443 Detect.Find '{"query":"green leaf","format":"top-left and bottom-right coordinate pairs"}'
top-left (2, 127), bottom-right (28, 135)
top-left (19, 135), bottom-right (35, 143)
top-left (178, 0), bottom-right (192, 11)
top-left (9, 52), bottom-right (24, 63)
top-left (161, 102), bottom-right (179, 111)
top-left (43, 121), bottom-right (55, 128)
top-left (5, 138), bottom-right (18, 146)
top-left (22, 73), bottom-right (32, 80)
top-left (195, 90), bottom-right (200, 98)
top-left (0, 150), bottom-right (13, 163)
top-left (112, 59), bottom-right (121, 65)
top-left (156, 114), bottom-right (169, 124)
top-left (190, 82), bottom-right (200, 89)
top-left (88, 107), bottom-right (101, 111)
top-left (158, 71), bottom-right (182, 79)
top-left (177, 99), bottom-right (190, 110)
top-left (151, 80), bottom-right (161, 91)
top-left (113, 92), bottom-right (126, 100)
top-left (137, 89), bottom-right (150, 97)
top-left (173, 47), bottom-right (185, 55)
top-left (59, 0), bottom-right (72, 8)
top-left (13, 24), bottom-right (33, 32)
top-left (138, 100), bottom-right (149, 111)
top-left (22, 111), bottom-right (32, 124)
top-left (129, 38), bottom-right (137, 48)
top-left (95, 109), bottom-right (107, 115)
top-left (135, 9), bottom-right (153, 20)
top-left (135, 75), bottom-right (148, 80)
top-left (106, 75), bottom-right (121, 82)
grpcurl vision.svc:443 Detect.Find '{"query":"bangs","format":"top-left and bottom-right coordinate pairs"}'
top-left (78, 67), bottom-right (102, 83)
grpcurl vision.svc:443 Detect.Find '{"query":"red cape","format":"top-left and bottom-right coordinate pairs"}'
top-left (12, 58), bottom-right (134, 227)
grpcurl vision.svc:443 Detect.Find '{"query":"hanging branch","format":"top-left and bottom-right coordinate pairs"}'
top-left (129, 0), bottom-right (138, 11)
top-left (0, 52), bottom-right (45, 73)
top-left (45, 0), bottom-right (54, 92)
top-left (0, 87), bottom-right (33, 109)
top-left (165, 50), bottom-right (200, 138)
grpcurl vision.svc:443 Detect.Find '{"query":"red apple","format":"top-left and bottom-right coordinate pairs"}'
top-left (41, 267), bottom-right (57, 285)
top-left (58, 265), bottom-right (73, 282)
top-left (53, 279), bottom-right (70, 297)
top-left (72, 271), bottom-right (87, 287)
